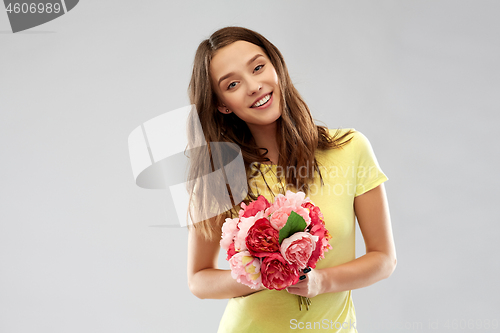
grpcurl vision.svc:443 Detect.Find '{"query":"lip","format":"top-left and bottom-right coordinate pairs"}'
top-left (250, 92), bottom-right (273, 109)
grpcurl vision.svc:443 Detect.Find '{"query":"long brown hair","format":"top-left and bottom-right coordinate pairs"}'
top-left (187, 26), bottom-right (354, 240)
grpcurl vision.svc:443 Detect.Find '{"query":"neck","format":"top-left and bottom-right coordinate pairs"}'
top-left (247, 122), bottom-right (279, 165)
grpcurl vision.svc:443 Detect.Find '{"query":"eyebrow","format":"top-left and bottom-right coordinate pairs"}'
top-left (217, 54), bottom-right (265, 87)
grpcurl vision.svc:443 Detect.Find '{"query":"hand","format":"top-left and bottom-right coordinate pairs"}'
top-left (286, 267), bottom-right (324, 298)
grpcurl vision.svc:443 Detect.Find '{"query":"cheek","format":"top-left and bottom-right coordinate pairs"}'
top-left (270, 68), bottom-right (279, 85)
top-left (225, 94), bottom-right (239, 106)
top-left (224, 94), bottom-right (244, 110)
top-left (270, 71), bottom-right (281, 95)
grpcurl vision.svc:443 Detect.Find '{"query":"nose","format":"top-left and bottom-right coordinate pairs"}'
top-left (247, 77), bottom-right (262, 95)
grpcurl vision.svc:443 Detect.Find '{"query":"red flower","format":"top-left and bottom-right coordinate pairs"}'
top-left (245, 218), bottom-right (280, 257)
top-left (242, 196), bottom-right (271, 218)
top-left (306, 223), bottom-right (332, 269)
top-left (226, 242), bottom-right (237, 260)
top-left (302, 202), bottom-right (324, 225)
top-left (261, 252), bottom-right (299, 290)
top-left (302, 202), bottom-right (332, 268)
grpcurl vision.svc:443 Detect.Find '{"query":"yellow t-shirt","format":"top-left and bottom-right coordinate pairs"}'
top-left (217, 129), bottom-right (388, 333)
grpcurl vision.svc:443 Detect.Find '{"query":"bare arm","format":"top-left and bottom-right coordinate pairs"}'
top-left (287, 183), bottom-right (397, 297)
top-left (187, 219), bottom-right (266, 299)
top-left (320, 183), bottom-right (396, 293)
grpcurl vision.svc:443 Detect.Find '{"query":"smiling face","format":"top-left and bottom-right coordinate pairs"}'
top-left (210, 41), bottom-right (282, 132)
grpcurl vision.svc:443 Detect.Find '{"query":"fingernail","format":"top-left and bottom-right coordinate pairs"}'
top-left (299, 275), bottom-right (306, 280)
top-left (303, 267), bottom-right (311, 274)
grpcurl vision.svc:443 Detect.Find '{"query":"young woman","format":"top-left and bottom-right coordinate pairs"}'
top-left (186, 26), bottom-right (396, 332)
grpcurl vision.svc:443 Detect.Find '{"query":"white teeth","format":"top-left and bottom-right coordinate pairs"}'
top-left (253, 94), bottom-right (271, 107)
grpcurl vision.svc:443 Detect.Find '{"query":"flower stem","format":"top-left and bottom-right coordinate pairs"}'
top-left (298, 296), bottom-right (311, 311)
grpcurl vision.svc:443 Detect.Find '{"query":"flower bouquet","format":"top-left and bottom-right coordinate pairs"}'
top-left (220, 190), bottom-right (332, 310)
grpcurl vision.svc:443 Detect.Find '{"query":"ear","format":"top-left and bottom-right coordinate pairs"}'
top-left (217, 105), bottom-right (232, 114)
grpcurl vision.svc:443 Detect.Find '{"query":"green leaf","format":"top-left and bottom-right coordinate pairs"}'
top-left (279, 211), bottom-right (307, 243)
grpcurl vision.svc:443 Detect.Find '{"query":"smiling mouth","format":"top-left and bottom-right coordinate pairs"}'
top-left (251, 93), bottom-right (272, 108)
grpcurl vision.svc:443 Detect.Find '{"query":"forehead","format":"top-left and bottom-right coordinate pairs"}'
top-left (210, 41), bottom-right (268, 78)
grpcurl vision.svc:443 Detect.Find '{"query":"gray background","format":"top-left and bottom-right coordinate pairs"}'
top-left (1, 1), bottom-right (499, 332)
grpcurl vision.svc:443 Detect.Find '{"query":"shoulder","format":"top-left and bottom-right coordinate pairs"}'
top-left (318, 128), bottom-right (378, 161)
top-left (325, 127), bottom-right (367, 143)
top-left (323, 127), bottom-right (363, 152)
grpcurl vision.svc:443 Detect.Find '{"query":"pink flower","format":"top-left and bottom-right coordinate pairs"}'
top-left (229, 251), bottom-right (262, 290)
top-left (261, 252), bottom-right (299, 290)
top-left (241, 196), bottom-right (271, 218)
top-left (266, 192), bottom-right (311, 229)
top-left (269, 206), bottom-right (292, 230)
top-left (234, 210), bottom-right (265, 251)
top-left (220, 217), bottom-right (239, 251)
top-left (292, 206), bottom-right (312, 227)
top-left (245, 218), bottom-right (280, 257)
top-left (265, 195), bottom-right (287, 215)
top-left (265, 194), bottom-right (286, 216)
top-left (280, 232), bottom-right (319, 269)
top-left (283, 190), bottom-right (308, 207)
